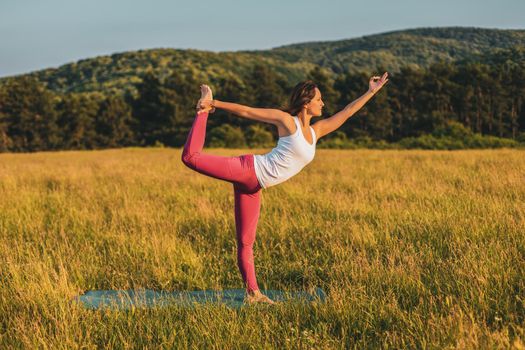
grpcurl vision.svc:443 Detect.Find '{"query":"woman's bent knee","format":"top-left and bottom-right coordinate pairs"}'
top-left (181, 151), bottom-right (199, 169)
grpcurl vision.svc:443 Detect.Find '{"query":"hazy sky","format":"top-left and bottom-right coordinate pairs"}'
top-left (1, 0), bottom-right (524, 77)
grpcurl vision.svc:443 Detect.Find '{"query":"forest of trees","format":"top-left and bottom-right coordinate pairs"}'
top-left (21, 28), bottom-right (525, 96)
top-left (1, 54), bottom-right (524, 152)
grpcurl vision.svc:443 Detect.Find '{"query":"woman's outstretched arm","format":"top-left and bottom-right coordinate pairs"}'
top-left (314, 72), bottom-right (389, 139)
top-left (201, 99), bottom-right (289, 126)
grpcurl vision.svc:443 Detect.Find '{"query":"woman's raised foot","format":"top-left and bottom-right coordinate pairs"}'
top-left (196, 84), bottom-right (215, 113)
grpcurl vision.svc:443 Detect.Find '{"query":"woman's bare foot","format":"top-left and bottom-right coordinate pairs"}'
top-left (196, 84), bottom-right (215, 113)
top-left (245, 289), bottom-right (276, 305)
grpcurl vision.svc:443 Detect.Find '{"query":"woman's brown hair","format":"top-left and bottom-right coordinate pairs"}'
top-left (284, 80), bottom-right (318, 116)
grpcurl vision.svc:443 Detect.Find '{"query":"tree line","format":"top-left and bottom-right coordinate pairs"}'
top-left (0, 58), bottom-right (524, 152)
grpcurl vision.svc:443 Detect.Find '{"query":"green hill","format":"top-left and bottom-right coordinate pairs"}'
top-left (260, 27), bottom-right (525, 72)
top-left (3, 27), bottom-right (525, 95)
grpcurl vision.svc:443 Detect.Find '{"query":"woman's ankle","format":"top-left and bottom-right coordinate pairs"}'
top-left (247, 289), bottom-right (261, 296)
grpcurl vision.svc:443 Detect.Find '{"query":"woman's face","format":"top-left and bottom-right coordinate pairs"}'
top-left (306, 88), bottom-right (324, 117)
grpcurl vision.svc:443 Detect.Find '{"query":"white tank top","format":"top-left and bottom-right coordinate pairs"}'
top-left (253, 116), bottom-right (317, 189)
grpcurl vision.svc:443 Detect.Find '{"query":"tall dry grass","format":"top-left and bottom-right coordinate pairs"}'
top-left (0, 148), bottom-right (523, 349)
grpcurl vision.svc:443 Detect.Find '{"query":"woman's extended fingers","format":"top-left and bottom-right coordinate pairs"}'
top-left (371, 72), bottom-right (388, 80)
top-left (374, 72), bottom-right (388, 84)
top-left (368, 72), bottom-right (389, 93)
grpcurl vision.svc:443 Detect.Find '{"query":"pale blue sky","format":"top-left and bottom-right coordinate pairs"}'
top-left (1, 0), bottom-right (524, 77)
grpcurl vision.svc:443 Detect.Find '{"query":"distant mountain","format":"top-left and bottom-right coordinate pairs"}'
top-left (258, 27), bottom-right (525, 73)
top-left (3, 27), bottom-right (524, 95)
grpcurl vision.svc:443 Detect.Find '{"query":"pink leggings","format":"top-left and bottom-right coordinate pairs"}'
top-left (181, 111), bottom-right (262, 293)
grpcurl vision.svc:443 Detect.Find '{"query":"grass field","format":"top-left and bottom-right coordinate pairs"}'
top-left (0, 148), bottom-right (524, 349)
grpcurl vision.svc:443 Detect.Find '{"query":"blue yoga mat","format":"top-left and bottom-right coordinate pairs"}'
top-left (72, 288), bottom-right (326, 310)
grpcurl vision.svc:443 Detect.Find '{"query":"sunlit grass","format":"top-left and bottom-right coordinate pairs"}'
top-left (0, 148), bottom-right (524, 349)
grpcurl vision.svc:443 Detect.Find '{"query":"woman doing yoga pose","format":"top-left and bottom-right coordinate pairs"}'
top-left (181, 72), bottom-right (389, 304)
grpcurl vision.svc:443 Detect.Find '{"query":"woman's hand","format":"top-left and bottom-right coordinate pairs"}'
top-left (196, 99), bottom-right (215, 113)
top-left (368, 72), bottom-right (389, 94)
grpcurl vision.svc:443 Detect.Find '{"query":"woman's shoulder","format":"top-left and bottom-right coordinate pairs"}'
top-left (276, 113), bottom-right (297, 136)
top-left (281, 113), bottom-right (297, 130)
top-left (275, 110), bottom-right (293, 120)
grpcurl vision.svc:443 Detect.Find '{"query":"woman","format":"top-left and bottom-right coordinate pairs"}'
top-left (181, 72), bottom-right (389, 304)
